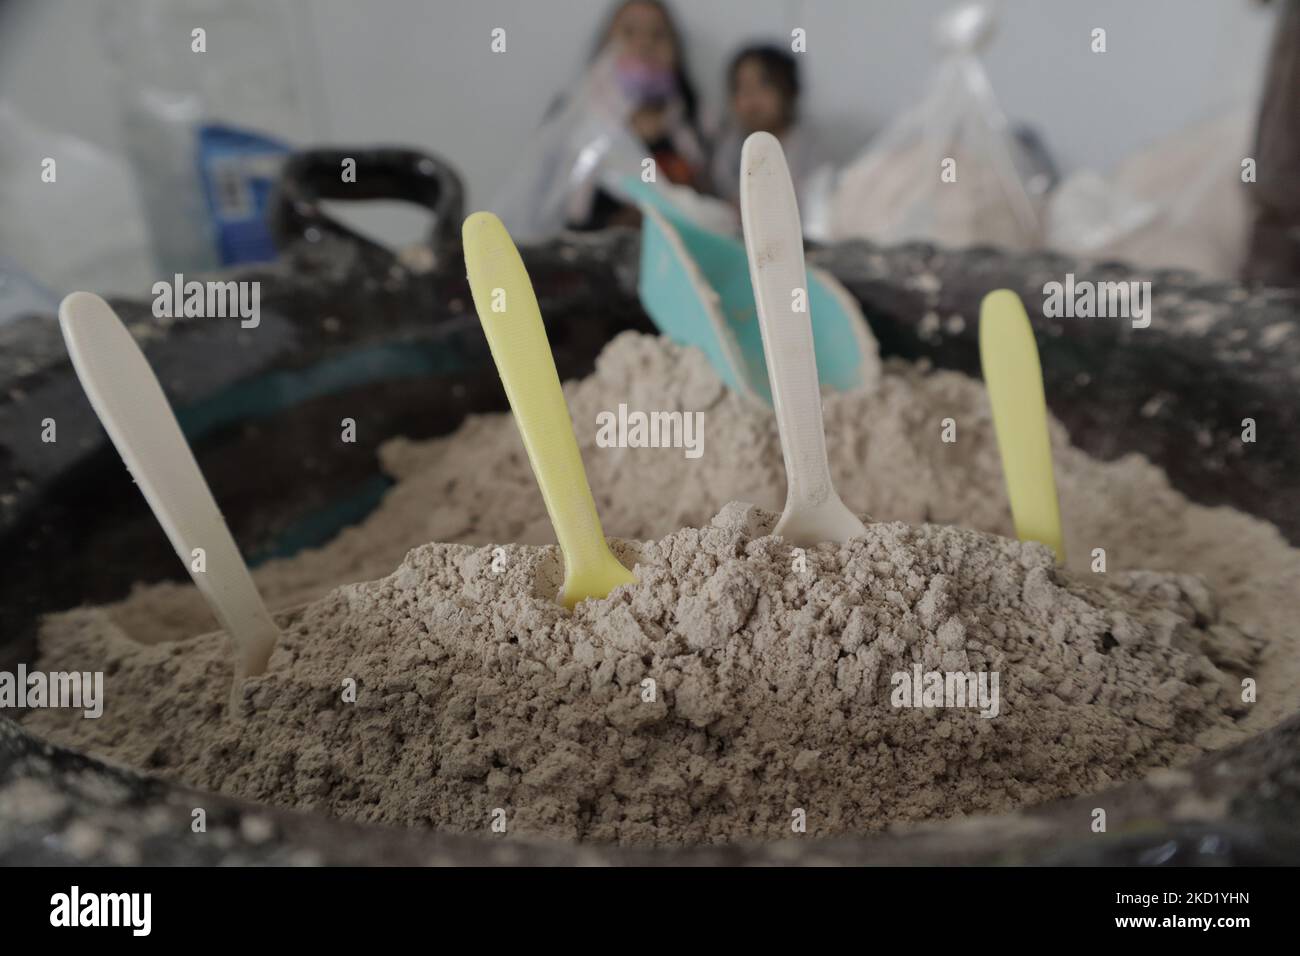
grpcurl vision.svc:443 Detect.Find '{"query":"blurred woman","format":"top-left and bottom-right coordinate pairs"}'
top-left (575, 0), bottom-right (709, 229)
top-left (492, 0), bottom-right (709, 238)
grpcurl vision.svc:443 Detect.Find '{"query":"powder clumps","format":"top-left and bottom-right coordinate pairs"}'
top-left (19, 331), bottom-right (1300, 843)
top-left (24, 503), bottom-right (1256, 846)
top-left (90, 332), bottom-right (1300, 739)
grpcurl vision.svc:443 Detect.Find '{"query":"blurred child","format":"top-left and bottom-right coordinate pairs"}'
top-left (710, 44), bottom-right (815, 205)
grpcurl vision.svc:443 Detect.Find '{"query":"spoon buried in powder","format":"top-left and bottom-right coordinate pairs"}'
top-left (462, 211), bottom-right (636, 608)
top-left (979, 289), bottom-right (1065, 563)
top-left (58, 292), bottom-right (279, 688)
top-left (739, 131), bottom-right (867, 546)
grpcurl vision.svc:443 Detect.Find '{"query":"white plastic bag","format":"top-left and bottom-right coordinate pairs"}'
top-left (828, 3), bottom-right (1046, 251)
top-left (0, 102), bottom-right (153, 299)
top-left (1047, 112), bottom-right (1253, 279)
top-left (102, 0), bottom-right (308, 272)
top-left (493, 50), bottom-right (654, 240)
top-left (493, 49), bottom-right (726, 239)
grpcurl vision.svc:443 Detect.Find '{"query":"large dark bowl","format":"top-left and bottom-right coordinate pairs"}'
top-left (2, 150), bottom-right (1298, 865)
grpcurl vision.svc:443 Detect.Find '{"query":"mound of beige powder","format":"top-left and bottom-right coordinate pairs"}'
top-left (20, 331), bottom-right (1300, 843)
top-left (88, 331), bottom-right (1300, 741)
top-left (22, 502), bottom-right (1258, 845)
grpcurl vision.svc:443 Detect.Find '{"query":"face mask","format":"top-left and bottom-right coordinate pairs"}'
top-left (614, 58), bottom-right (676, 105)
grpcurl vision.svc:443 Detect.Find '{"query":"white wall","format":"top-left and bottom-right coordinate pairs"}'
top-left (0, 0), bottom-right (1279, 226)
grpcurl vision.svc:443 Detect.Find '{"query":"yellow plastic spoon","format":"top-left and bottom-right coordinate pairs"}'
top-left (978, 289), bottom-right (1065, 563)
top-left (462, 211), bottom-right (635, 608)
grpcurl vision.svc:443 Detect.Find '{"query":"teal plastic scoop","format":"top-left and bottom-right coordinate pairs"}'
top-left (625, 176), bottom-right (875, 405)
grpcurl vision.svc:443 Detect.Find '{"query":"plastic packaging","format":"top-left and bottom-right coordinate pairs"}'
top-left (0, 257), bottom-right (59, 326)
top-left (101, 0), bottom-right (311, 273)
top-left (1047, 112), bottom-right (1253, 280)
top-left (827, 3), bottom-right (1049, 251)
top-left (493, 50), bottom-right (643, 239)
top-left (0, 103), bottom-right (153, 300)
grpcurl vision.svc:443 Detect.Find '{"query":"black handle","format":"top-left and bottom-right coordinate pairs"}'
top-left (269, 147), bottom-right (464, 263)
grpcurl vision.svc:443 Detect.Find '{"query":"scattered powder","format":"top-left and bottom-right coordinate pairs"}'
top-left (20, 332), bottom-right (1300, 843)
top-left (22, 503), bottom-right (1257, 844)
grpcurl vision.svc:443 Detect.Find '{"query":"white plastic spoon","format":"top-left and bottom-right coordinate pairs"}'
top-left (58, 292), bottom-right (279, 686)
top-left (740, 131), bottom-right (867, 546)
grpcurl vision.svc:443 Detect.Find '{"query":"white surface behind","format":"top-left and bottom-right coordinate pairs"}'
top-left (0, 0), bottom-right (1277, 245)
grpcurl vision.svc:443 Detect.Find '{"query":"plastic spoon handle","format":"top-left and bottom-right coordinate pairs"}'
top-left (979, 289), bottom-right (1065, 563)
top-left (740, 132), bottom-right (866, 545)
top-left (58, 292), bottom-right (278, 680)
top-left (462, 212), bottom-right (634, 608)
